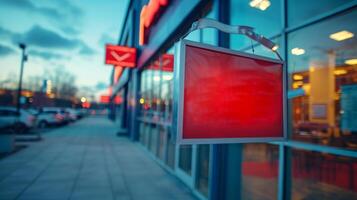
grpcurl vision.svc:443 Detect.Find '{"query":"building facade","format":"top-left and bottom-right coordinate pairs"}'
top-left (110, 0), bottom-right (357, 199)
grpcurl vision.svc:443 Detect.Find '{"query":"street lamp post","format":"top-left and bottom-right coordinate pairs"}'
top-left (16, 43), bottom-right (27, 113)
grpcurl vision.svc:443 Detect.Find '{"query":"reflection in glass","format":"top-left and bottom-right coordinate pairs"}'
top-left (287, 0), bottom-right (354, 27)
top-left (291, 149), bottom-right (357, 199)
top-left (195, 144), bottom-right (210, 197)
top-left (289, 9), bottom-right (357, 150)
top-left (179, 145), bottom-right (193, 175)
top-left (242, 144), bottom-right (279, 200)
top-left (166, 128), bottom-right (176, 169)
top-left (230, 0), bottom-right (282, 51)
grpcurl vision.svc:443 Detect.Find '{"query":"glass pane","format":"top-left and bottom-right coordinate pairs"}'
top-left (230, 0), bottom-right (282, 51)
top-left (242, 144), bottom-right (279, 200)
top-left (178, 145), bottom-right (192, 175)
top-left (291, 148), bottom-right (357, 199)
top-left (139, 122), bottom-right (145, 144)
top-left (288, 0), bottom-right (354, 27)
top-left (166, 128), bottom-right (176, 169)
top-left (150, 124), bottom-right (159, 155)
top-left (195, 144), bottom-right (210, 197)
top-left (158, 126), bottom-right (166, 161)
top-left (202, 4), bottom-right (218, 46)
top-left (288, 9), bottom-right (357, 150)
top-left (243, 36), bottom-right (283, 59)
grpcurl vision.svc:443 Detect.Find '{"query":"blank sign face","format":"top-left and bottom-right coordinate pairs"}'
top-left (177, 41), bottom-right (285, 143)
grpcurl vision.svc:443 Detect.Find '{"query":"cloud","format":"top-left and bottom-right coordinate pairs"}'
top-left (28, 49), bottom-right (67, 60)
top-left (0, 44), bottom-right (15, 56)
top-left (13, 25), bottom-right (82, 50)
top-left (79, 43), bottom-right (96, 55)
top-left (0, 27), bottom-right (14, 40)
top-left (2, 25), bottom-right (95, 58)
top-left (1, 0), bottom-right (83, 35)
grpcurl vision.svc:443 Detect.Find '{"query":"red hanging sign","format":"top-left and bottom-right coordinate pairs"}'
top-left (105, 44), bottom-right (136, 67)
top-left (175, 40), bottom-right (286, 144)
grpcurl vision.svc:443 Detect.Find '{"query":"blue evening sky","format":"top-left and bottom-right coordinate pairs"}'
top-left (0, 0), bottom-right (129, 97)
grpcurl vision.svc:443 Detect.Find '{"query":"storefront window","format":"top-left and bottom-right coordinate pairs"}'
top-left (150, 124), bottom-right (159, 155)
top-left (288, 0), bottom-right (355, 28)
top-left (158, 126), bottom-right (166, 161)
top-left (243, 36), bottom-right (283, 59)
top-left (179, 145), bottom-right (193, 175)
top-left (288, 9), bottom-right (357, 150)
top-left (230, 0), bottom-right (282, 51)
top-left (291, 149), bottom-right (357, 199)
top-left (195, 144), bottom-right (210, 197)
top-left (166, 128), bottom-right (176, 169)
top-left (202, 4), bottom-right (218, 46)
top-left (242, 144), bottom-right (279, 200)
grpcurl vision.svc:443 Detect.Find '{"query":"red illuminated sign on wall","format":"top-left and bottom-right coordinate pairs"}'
top-left (105, 44), bottom-right (136, 67)
top-left (139, 0), bottom-right (169, 45)
top-left (100, 95), bottom-right (122, 104)
top-left (175, 40), bottom-right (286, 144)
top-left (148, 54), bottom-right (174, 71)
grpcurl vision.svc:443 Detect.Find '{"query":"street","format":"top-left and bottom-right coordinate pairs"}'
top-left (0, 116), bottom-right (197, 200)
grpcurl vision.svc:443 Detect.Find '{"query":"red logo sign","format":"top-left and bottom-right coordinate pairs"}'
top-left (139, 0), bottom-right (169, 45)
top-left (100, 95), bottom-right (122, 104)
top-left (105, 44), bottom-right (136, 67)
top-left (175, 40), bottom-right (286, 144)
top-left (148, 54), bottom-right (174, 71)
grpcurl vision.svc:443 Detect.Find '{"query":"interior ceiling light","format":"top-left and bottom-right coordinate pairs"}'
top-left (291, 48), bottom-right (305, 56)
top-left (250, 0), bottom-right (271, 11)
top-left (293, 74), bottom-right (303, 81)
top-left (329, 30), bottom-right (354, 41)
top-left (272, 45), bottom-right (279, 51)
top-left (345, 58), bottom-right (357, 65)
top-left (334, 69), bottom-right (347, 75)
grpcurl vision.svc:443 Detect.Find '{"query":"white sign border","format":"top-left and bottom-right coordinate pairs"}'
top-left (173, 39), bottom-right (287, 144)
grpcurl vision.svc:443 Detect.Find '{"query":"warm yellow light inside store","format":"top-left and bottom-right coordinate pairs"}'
top-left (345, 58), bottom-right (357, 65)
top-left (334, 69), bottom-right (347, 76)
top-left (139, 98), bottom-right (145, 104)
top-left (249, 0), bottom-right (271, 11)
top-left (329, 30), bottom-right (354, 41)
top-left (293, 74), bottom-right (303, 81)
top-left (291, 48), bottom-right (305, 55)
top-left (293, 81), bottom-right (303, 89)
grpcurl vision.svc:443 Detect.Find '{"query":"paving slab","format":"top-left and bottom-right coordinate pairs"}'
top-left (0, 116), bottom-right (197, 200)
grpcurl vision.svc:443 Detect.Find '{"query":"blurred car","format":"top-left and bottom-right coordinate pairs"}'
top-left (66, 108), bottom-right (79, 121)
top-left (78, 108), bottom-right (88, 118)
top-left (41, 107), bottom-right (69, 125)
top-left (0, 107), bottom-right (37, 133)
top-left (36, 109), bottom-right (65, 128)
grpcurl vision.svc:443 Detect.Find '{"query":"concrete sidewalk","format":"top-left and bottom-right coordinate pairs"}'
top-left (0, 116), bottom-right (197, 200)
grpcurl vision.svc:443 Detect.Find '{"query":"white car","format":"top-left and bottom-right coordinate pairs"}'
top-left (66, 108), bottom-right (79, 121)
top-left (0, 107), bottom-right (37, 133)
top-left (36, 110), bottom-right (65, 128)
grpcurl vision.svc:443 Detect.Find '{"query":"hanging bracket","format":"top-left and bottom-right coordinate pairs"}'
top-left (183, 18), bottom-right (282, 60)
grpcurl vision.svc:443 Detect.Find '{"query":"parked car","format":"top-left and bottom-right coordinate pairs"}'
top-left (0, 107), bottom-right (37, 133)
top-left (40, 107), bottom-right (69, 125)
top-left (66, 108), bottom-right (79, 121)
top-left (36, 109), bottom-right (65, 128)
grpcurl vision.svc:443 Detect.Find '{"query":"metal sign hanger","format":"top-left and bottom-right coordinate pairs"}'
top-left (182, 18), bottom-right (282, 61)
